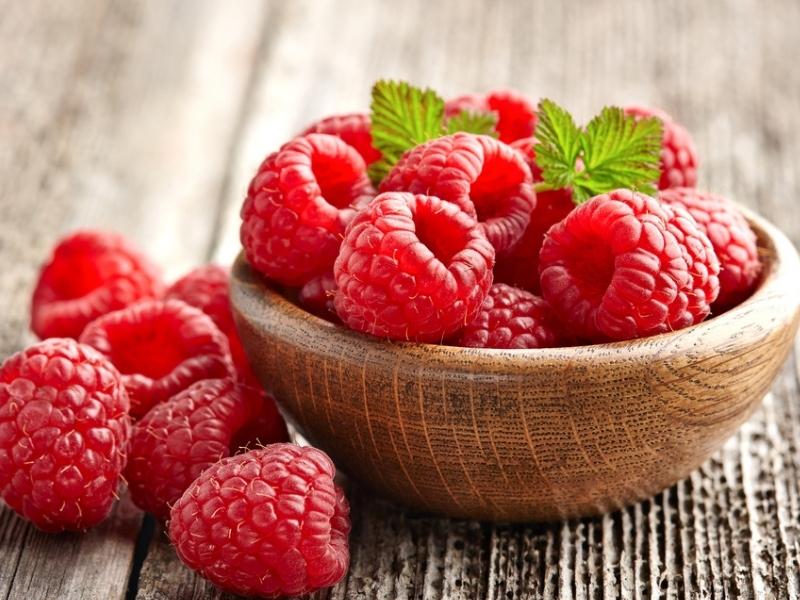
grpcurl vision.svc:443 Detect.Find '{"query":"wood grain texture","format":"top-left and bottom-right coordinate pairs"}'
top-left (2, 0), bottom-right (800, 597)
top-left (230, 209), bottom-right (800, 522)
top-left (0, 0), bottom-right (267, 598)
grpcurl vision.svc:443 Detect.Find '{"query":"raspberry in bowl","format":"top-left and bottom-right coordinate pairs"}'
top-left (230, 205), bottom-right (799, 521)
top-left (228, 81), bottom-right (800, 521)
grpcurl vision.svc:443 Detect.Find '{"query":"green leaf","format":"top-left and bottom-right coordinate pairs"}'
top-left (445, 109), bottom-right (498, 136)
top-left (574, 106), bottom-right (662, 202)
top-left (534, 99), bottom-right (583, 192)
top-left (533, 99), bottom-right (663, 204)
top-left (369, 80), bottom-right (446, 179)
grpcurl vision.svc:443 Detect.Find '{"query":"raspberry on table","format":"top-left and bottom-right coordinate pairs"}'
top-left (298, 270), bottom-right (338, 321)
top-left (300, 113), bottom-right (381, 165)
top-left (659, 187), bottom-right (761, 311)
top-left (79, 299), bottom-right (233, 418)
top-left (493, 137), bottom-right (575, 291)
top-left (334, 192), bottom-right (495, 342)
top-left (0, 338), bottom-right (131, 532)
top-left (445, 89), bottom-right (537, 143)
top-left (240, 133), bottom-right (376, 287)
top-left (169, 444), bottom-right (350, 598)
top-left (165, 265), bottom-right (252, 377)
top-left (458, 284), bottom-right (564, 349)
top-left (539, 189), bottom-right (720, 342)
top-left (380, 133), bottom-right (536, 256)
top-left (31, 230), bottom-right (162, 340)
top-left (624, 106), bottom-right (698, 190)
top-left (125, 377), bottom-right (288, 520)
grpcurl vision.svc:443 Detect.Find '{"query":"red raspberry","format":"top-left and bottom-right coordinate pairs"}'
top-left (334, 192), bottom-right (495, 342)
top-left (659, 187), bottom-right (761, 311)
top-left (508, 136), bottom-right (543, 180)
top-left (300, 113), bottom-right (381, 165)
top-left (169, 444), bottom-right (350, 598)
top-left (445, 94), bottom-right (485, 118)
top-left (165, 265), bottom-right (252, 377)
top-left (624, 106), bottom-right (698, 190)
top-left (240, 133), bottom-right (375, 287)
top-left (31, 230), bottom-right (162, 340)
top-left (539, 189), bottom-right (720, 342)
top-left (125, 378), bottom-right (288, 520)
top-left (79, 299), bottom-right (233, 418)
top-left (445, 89), bottom-right (537, 143)
top-left (493, 137), bottom-right (575, 291)
top-left (458, 284), bottom-right (563, 349)
top-left (0, 339), bottom-right (130, 532)
top-left (298, 271), bottom-right (338, 321)
top-left (380, 133), bottom-right (535, 255)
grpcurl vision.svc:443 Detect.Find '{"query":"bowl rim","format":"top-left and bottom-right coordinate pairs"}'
top-left (232, 206), bottom-right (800, 363)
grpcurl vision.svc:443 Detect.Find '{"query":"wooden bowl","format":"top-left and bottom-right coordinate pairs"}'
top-left (230, 209), bottom-right (800, 522)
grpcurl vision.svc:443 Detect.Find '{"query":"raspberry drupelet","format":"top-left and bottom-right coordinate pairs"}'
top-left (298, 270), bottom-right (338, 321)
top-left (659, 187), bottom-right (761, 311)
top-left (539, 189), bottom-right (720, 342)
top-left (125, 377), bottom-right (288, 520)
top-left (380, 133), bottom-right (536, 256)
top-left (79, 299), bottom-right (233, 418)
top-left (31, 230), bottom-right (162, 340)
top-left (240, 133), bottom-right (375, 287)
top-left (333, 192), bottom-right (495, 342)
top-left (458, 284), bottom-right (564, 349)
top-left (0, 339), bottom-right (131, 532)
top-left (169, 444), bottom-right (351, 598)
top-left (300, 112), bottom-right (381, 165)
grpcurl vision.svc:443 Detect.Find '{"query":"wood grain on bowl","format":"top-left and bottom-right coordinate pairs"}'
top-left (231, 210), bottom-right (800, 522)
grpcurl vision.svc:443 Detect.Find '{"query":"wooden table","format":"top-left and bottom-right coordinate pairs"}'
top-left (2, 1), bottom-right (799, 598)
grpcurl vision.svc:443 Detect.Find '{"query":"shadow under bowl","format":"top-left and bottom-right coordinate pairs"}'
top-left (231, 208), bottom-right (800, 522)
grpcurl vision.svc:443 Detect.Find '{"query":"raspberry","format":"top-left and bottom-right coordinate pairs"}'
top-left (445, 89), bottom-right (537, 143)
top-left (380, 133), bottom-right (536, 255)
top-left (79, 299), bottom-right (233, 418)
top-left (458, 284), bottom-right (563, 349)
top-left (300, 113), bottom-right (381, 165)
top-left (508, 136), bottom-right (543, 180)
top-left (125, 378), bottom-right (288, 520)
top-left (31, 230), bottom-right (162, 340)
top-left (493, 137), bottom-right (575, 291)
top-left (659, 187), bottom-right (761, 311)
top-left (165, 265), bottom-right (251, 376)
top-left (334, 192), bottom-right (495, 342)
top-left (624, 106), bottom-right (698, 190)
top-left (298, 271), bottom-right (338, 321)
top-left (0, 339), bottom-right (130, 532)
top-left (539, 189), bottom-right (720, 341)
top-left (169, 444), bottom-right (350, 597)
top-left (240, 133), bottom-right (375, 287)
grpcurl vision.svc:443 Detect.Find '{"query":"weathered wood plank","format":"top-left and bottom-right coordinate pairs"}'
top-left (0, 0), bottom-right (268, 598)
top-left (3, 496), bottom-right (142, 600)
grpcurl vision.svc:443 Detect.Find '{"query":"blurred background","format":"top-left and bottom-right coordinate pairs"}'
top-left (3, 0), bottom-right (798, 283)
